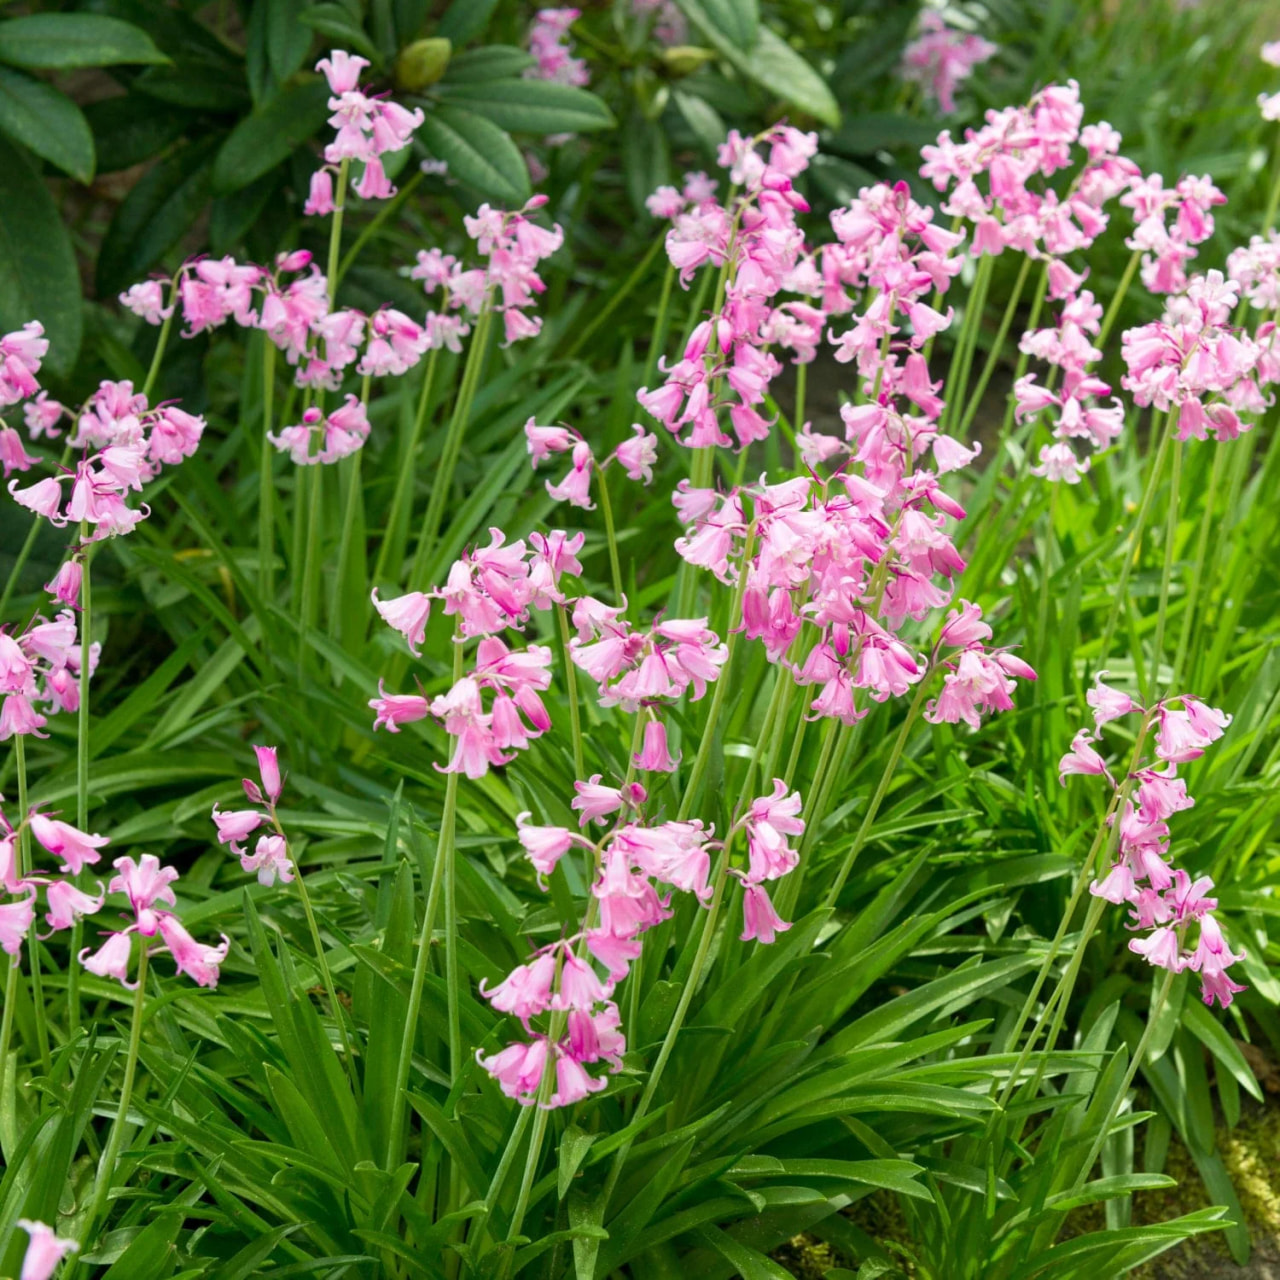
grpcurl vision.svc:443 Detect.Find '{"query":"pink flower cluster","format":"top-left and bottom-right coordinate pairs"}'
top-left (210, 746), bottom-right (295, 887)
top-left (569, 600), bottom-right (728, 711)
top-left (1062, 677), bottom-right (1244, 1008)
top-left (638, 125), bottom-right (824, 449)
top-left (1121, 270), bottom-right (1266, 442)
top-left (1227, 232), bottom-right (1280, 313)
top-left (9, 379), bottom-right (204, 537)
top-left (479, 776), bottom-right (804, 1106)
top-left (0, 608), bottom-right (97, 741)
top-left (1119, 172), bottom-right (1225, 296)
top-left (526, 8), bottom-right (588, 88)
top-left (0, 322), bottom-right (51, 476)
top-left (1016, 291), bottom-right (1123, 482)
top-left (901, 12), bottom-right (996, 115)
top-left (412, 196), bottom-right (564, 347)
top-left (525, 417), bottom-right (659, 504)
top-left (306, 50), bottom-right (424, 213)
top-left (369, 529), bottom-right (577, 777)
top-left (0, 798), bottom-right (226, 990)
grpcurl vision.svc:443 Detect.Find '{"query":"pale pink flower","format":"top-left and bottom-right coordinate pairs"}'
top-left (108, 853), bottom-right (179, 935)
top-left (157, 914), bottom-right (229, 988)
top-left (1058, 729), bottom-right (1111, 785)
top-left (211, 804), bottom-right (263, 852)
top-left (633, 719), bottom-right (679, 772)
top-left (743, 780), bottom-right (804, 884)
top-left (0, 888), bottom-right (35, 956)
top-left (369, 683), bottom-right (431, 733)
top-left (1087, 674), bottom-right (1137, 727)
top-left (480, 949), bottom-right (558, 1023)
top-left (29, 814), bottom-right (109, 874)
top-left (740, 882), bottom-right (791, 944)
top-left (43, 881), bottom-right (105, 933)
top-left (240, 833), bottom-right (294, 886)
top-left (372, 588), bottom-right (432, 655)
top-left (79, 929), bottom-right (136, 987)
top-left (17, 1219), bottom-right (78, 1280)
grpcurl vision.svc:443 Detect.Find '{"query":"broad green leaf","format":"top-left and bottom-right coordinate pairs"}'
top-left (85, 94), bottom-right (192, 172)
top-left (558, 1124), bottom-right (598, 1199)
top-left (437, 0), bottom-right (500, 45)
top-left (0, 67), bottom-right (93, 182)
top-left (99, 1212), bottom-right (185, 1280)
top-left (267, 0), bottom-right (313, 82)
top-left (0, 132), bottom-right (81, 373)
top-left (96, 134), bottom-right (220, 295)
top-left (441, 45), bottom-right (534, 83)
top-left (415, 103), bottom-right (530, 204)
top-left (694, 1224), bottom-right (793, 1280)
top-left (1181, 996), bottom-right (1264, 1103)
top-left (211, 78), bottom-right (331, 195)
top-left (298, 6), bottom-right (381, 62)
top-left (0, 14), bottom-right (168, 69)
top-left (438, 78), bottom-right (615, 134)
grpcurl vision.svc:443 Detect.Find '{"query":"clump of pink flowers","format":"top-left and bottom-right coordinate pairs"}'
top-left (1062, 677), bottom-right (1244, 1008)
top-left (211, 745), bottom-right (295, 887)
top-left (479, 775), bottom-right (805, 1106)
top-left (901, 12), bottom-right (996, 115)
top-left (0, 606), bottom-right (97, 742)
top-left (526, 8), bottom-right (588, 88)
top-left (306, 50), bottom-right (424, 212)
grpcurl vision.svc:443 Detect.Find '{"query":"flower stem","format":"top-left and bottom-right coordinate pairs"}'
top-left (1149, 437), bottom-right (1182, 700)
top-left (140, 280), bottom-right (177, 402)
top-left (956, 254), bottom-right (1031, 440)
top-left (337, 170), bottom-right (423, 285)
top-left (595, 463), bottom-right (625, 606)
top-left (14, 736), bottom-right (49, 1075)
top-left (677, 526), bottom-right (756, 820)
top-left (1096, 413), bottom-right (1174, 673)
top-left (326, 158), bottom-right (351, 307)
top-left (1072, 965), bottom-right (1178, 1190)
top-left (998, 265), bottom-right (1050, 443)
top-left (70, 523), bottom-right (93, 1038)
top-left (944, 254), bottom-right (993, 437)
top-left (1171, 440), bottom-right (1223, 689)
top-left (384, 715), bottom-right (455, 1168)
top-left (290, 847), bottom-right (362, 1100)
top-left (410, 307), bottom-right (494, 590)
top-left (373, 348), bottom-right (440, 591)
top-left (1097, 248), bottom-right (1142, 350)
top-left (80, 944), bottom-right (149, 1253)
top-left (259, 338), bottom-right (277, 599)
top-left (557, 605), bottom-right (585, 780)
top-left (823, 677), bottom-right (933, 908)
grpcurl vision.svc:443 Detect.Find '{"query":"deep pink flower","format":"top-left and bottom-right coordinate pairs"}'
top-left (1058, 729), bottom-right (1111, 785)
top-left (211, 804), bottom-right (264, 852)
top-left (740, 882), bottom-right (791, 944)
top-left (477, 1036), bottom-right (548, 1103)
top-left (108, 853), bottom-right (179, 935)
top-left (29, 814), bottom-right (109, 874)
top-left (157, 914), bottom-right (229, 988)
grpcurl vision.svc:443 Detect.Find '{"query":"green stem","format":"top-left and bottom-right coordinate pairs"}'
top-left (297, 464), bottom-right (324, 666)
top-left (384, 681), bottom-right (457, 1170)
top-left (330, 445), bottom-right (365, 642)
top-left (676, 526), bottom-right (756, 820)
top-left (595, 463), bottom-right (625, 606)
top-left (1263, 129), bottom-right (1280, 234)
top-left (140, 282), bottom-right (177, 402)
top-left (642, 261), bottom-right (677, 390)
top-left (70, 525), bottom-right (93, 1038)
top-left (944, 255), bottom-right (993, 436)
top-left (1149, 438), bottom-right (1182, 700)
top-left (80, 944), bottom-right (149, 1256)
top-left (14, 737), bottom-right (49, 1076)
top-left (373, 348), bottom-right (440, 590)
top-left (410, 307), bottom-right (494, 590)
top-left (1097, 249), bottom-right (1142, 350)
top-left (957, 254), bottom-right (1031, 439)
top-left (475, 1103), bottom-right (534, 1245)
top-left (336, 170), bottom-right (423, 286)
top-left (997, 718), bottom-right (1151, 1107)
top-left (290, 851), bottom-right (362, 1100)
top-left (557, 606), bottom-right (585, 780)
top-left (1171, 441), bottom-right (1223, 689)
top-left (259, 338), bottom-right (277, 599)
top-left (998, 266), bottom-right (1050, 444)
top-left (326, 158), bottom-right (352, 306)
top-left (1096, 414), bottom-right (1174, 673)
top-left (1072, 966), bottom-right (1178, 1191)
top-left (794, 361), bottom-right (807, 431)
top-left (823, 678), bottom-right (932, 908)
top-left (0, 516), bottom-right (42, 621)
top-left (564, 233), bottom-right (664, 360)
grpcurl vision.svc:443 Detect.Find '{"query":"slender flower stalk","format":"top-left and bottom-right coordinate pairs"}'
top-left (69, 523), bottom-right (93, 1038)
top-left (373, 347), bottom-right (440, 590)
top-left (80, 944), bottom-right (149, 1250)
top-left (1149, 437), bottom-right (1183, 698)
top-left (14, 736), bottom-right (49, 1074)
top-left (410, 306), bottom-right (494, 589)
top-left (956, 254), bottom-right (1031, 438)
top-left (259, 337), bottom-right (277, 598)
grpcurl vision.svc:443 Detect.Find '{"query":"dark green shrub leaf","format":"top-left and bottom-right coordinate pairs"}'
top-left (97, 135), bottom-right (221, 294)
top-left (441, 44), bottom-right (534, 84)
top-left (415, 104), bottom-right (530, 204)
top-left (0, 66), bottom-right (94, 182)
top-left (85, 95), bottom-right (192, 172)
top-left (0, 13), bottom-right (168, 69)
top-left (298, 5), bottom-right (381, 62)
top-left (0, 133), bottom-right (81, 373)
top-left (211, 78), bottom-right (330, 195)
top-left (438, 78), bottom-right (615, 134)
top-left (437, 0), bottom-right (500, 46)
